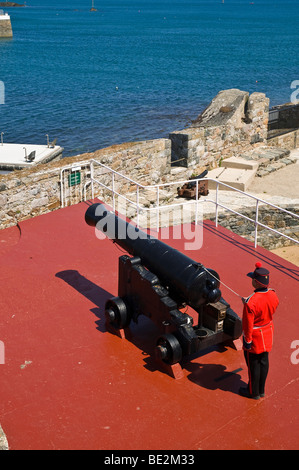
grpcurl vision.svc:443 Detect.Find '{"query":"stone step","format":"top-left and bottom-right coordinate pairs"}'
top-left (240, 146), bottom-right (290, 163)
top-left (289, 148), bottom-right (299, 162)
top-left (207, 167), bottom-right (257, 191)
top-left (221, 156), bottom-right (259, 170)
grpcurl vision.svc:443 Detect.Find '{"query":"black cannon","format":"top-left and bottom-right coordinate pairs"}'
top-left (85, 203), bottom-right (242, 376)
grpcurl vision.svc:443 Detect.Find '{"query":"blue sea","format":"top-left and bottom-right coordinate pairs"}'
top-left (0, 0), bottom-right (298, 157)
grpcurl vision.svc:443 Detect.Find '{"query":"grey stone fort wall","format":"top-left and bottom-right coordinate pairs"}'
top-left (170, 89), bottom-right (270, 168)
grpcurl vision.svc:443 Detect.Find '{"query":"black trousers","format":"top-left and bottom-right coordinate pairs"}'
top-left (244, 350), bottom-right (269, 397)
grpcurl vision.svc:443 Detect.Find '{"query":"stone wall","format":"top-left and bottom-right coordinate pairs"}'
top-left (210, 206), bottom-right (299, 250)
top-left (0, 139), bottom-right (170, 229)
top-left (169, 89), bottom-right (269, 170)
top-left (269, 103), bottom-right (299, 131)
top-left (267, 128), bottom-right (299, 150)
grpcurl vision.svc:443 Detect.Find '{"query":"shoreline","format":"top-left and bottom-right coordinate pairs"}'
top-left (0, 2), bottom-right (25, 7)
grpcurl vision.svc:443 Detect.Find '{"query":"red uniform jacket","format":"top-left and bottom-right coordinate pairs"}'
top-left (242, 288), bottom-right (279, 354)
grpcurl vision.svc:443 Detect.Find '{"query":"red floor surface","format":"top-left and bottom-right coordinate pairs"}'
top-left (0, 201), bottom-right (298, 450)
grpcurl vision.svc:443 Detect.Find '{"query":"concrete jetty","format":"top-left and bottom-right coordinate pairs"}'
top-left (0, 143), bottom-right (64, 172)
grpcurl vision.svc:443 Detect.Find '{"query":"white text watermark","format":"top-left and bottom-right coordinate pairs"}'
top-left (290, 80), bottom-right (299, 104)
top-left (0, 81), bottom-right (4, 104)
top-left (0, 340), bottom-right (4, 365)
top-left (94, 200), bottom-right (204, 251)
top-left (290, 340), bottom-right (299, 365)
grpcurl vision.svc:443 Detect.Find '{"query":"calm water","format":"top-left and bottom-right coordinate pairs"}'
top-left (0, 0), bottom-right (298, 156)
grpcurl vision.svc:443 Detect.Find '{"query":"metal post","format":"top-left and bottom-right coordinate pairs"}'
top-left (156, 186), bottom-right (160, 233)
top-left (215, 182), bottom-right (219, 227)
top-left (60, 169), bottom-right (64, 208)
top-left (254, 199), bottom-right (259, 248)
top-left (112, 172), bottom-right (115, 213)
top-left (136, 185), bottom-right (140, 228)
top-left (195, 179), bottom-right (199, 225)
top-left (91, 161), bottom-right (94, 200)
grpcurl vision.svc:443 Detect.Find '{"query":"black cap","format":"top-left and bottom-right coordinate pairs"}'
top-left (247, 262), bottom-right (270, 286)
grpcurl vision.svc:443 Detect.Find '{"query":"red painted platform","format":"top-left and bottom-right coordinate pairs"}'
top-left (0, 201), bottom-right (298, 450)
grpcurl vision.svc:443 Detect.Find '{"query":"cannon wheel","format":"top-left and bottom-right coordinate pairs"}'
top-left (105, 297), bottom-right (131, 329)
top-left (155, 334), bottom-right (182, 365)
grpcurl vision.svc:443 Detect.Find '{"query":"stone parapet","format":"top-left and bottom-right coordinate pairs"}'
top-left (268, 128), bottom-right (299, 150)
top-left (169, 89), bottom-right (269, 170)
top-left (0, 139), bottom-right (171, 229)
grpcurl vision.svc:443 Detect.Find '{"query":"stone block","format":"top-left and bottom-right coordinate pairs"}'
top-left (30, 197), bottom-right (49, 210)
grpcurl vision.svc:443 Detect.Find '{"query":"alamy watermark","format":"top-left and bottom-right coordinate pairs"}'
top-left (290, 340), bottom-right (299, 365)
top-left (0, 340), bottom-right (4, 365)
top-left (0, 80), bottom-right (4, 104)
top-left (94, 199), bottom-right (204, 251)
top-left (290, 80), bottom-right (299, 104)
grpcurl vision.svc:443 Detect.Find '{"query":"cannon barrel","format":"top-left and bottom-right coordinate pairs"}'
top-left (188, 170), bottom-right (208, 188)
top-left (85, 203), bottom-right (221, 308)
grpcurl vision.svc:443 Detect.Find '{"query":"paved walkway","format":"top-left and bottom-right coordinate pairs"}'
top-left (248, 148), bottom-right (299, 200)
top-left (209, 154), bottom-right (299, 215)
top-left (207, 148), bottom-right (299, 211)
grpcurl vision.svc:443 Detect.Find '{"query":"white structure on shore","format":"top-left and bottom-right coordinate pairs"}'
top-left (0, 142), bottom-right (64, 172)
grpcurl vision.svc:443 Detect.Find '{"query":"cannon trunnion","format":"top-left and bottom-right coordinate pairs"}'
top-left (85, 203), bottom-right (242, 377)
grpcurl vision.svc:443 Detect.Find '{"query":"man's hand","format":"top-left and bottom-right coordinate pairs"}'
top-left (243, 336), bottom-right (252, 350)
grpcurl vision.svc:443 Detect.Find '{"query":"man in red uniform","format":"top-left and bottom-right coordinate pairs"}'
top-left (239, 262), bottom-right (279, 400)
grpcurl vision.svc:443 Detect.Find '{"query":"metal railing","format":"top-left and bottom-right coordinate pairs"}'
top-left (84, 158), bottom-right (299, 249)
top-left (60, 161), bottom-right (92, 208)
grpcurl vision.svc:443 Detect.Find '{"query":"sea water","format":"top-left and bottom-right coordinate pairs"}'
top-left (0, 0), bottom-right (298, 156)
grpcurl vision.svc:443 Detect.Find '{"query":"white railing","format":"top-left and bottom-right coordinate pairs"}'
top-left (85, 158), bottom-right (299, 249)
top-left (60, 161), bottom-right (92, 208)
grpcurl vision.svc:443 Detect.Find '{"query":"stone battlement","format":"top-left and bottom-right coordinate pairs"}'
top-left (170, 89), bottom-right (269, 168)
